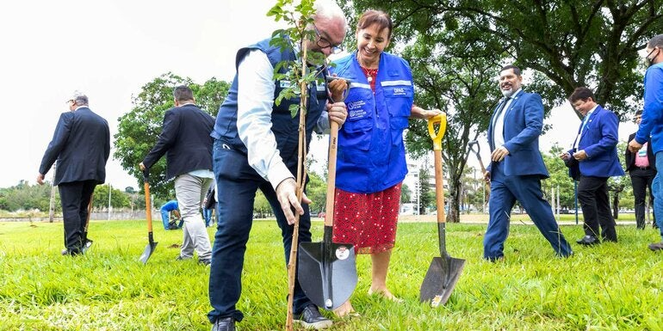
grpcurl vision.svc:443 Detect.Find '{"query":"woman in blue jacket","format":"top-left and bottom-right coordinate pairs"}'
top-left (329, 9), bottom-right (441, 317)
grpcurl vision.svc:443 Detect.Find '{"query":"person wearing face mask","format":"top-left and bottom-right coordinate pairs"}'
top-left (625, 110), bottom-right (657, 230)
top-left (628, 34), bottom-right (663, 251)
top-left (482, 65), bottom-right (573, 261)
top-left (560, 87), bottom-right (624, 246)
top-left (327, 9), bottom-right (442, 317)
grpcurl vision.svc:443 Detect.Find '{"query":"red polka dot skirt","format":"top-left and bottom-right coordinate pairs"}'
top-left (332, 183), bottom-right (402, 254)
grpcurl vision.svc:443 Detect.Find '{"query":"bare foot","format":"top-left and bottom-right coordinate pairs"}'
top-left (368, 287), bottom-right (404, 303)
top-left (333, 300), bottom-right (359, 318)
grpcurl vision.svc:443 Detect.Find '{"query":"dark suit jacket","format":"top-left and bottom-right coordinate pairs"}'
top-left (567, 105), bottom-right (624, 177)
top-left (626, 132), bottom-right (657, 172)
top-left (39, 107), bottom-right (110, 185)
top-left (487, 90), bottom-right (549, 178)
top-left (142, 104), bottom-right (215, 180)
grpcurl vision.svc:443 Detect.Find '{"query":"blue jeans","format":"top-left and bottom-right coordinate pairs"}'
top-left (207, 140), bottom-right (314, 323)
top-left (161, 210), bottom-right (184, 229)
top-left (652, 152), bottom-right (663, 238)
top-left (160, 209), bottom-right (171, 230)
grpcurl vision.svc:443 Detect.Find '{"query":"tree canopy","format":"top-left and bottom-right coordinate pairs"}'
top-left (339, 0), bottom-right (662, 221)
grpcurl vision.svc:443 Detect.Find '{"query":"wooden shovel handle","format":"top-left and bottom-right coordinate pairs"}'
top-left (434, 149), bottom-right (445, 224)
top-left (324, 121), bottom-right (339, 227)
top-left (143, 175), bottom-right (153, 233)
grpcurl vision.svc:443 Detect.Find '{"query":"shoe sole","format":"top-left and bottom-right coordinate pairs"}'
top-left (294, 319), bottom-right (333, 330)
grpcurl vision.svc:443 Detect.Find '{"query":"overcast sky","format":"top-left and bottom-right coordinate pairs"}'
top-left (0, 0), bottom-right (639, 190)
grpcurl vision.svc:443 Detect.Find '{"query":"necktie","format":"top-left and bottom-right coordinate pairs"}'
top-left (491, 97), bottom-right (510, 148)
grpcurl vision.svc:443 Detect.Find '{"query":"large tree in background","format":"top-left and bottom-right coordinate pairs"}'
top-left (345, 0), bottom-right (663, 115)
top-left (340, 0), bottom-right (662, 221)
top-left (114, 72), bottom-right (230, 200)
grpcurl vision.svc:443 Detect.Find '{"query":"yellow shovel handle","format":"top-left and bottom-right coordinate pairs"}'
top-left (427, 113), bottom-right (447, 151)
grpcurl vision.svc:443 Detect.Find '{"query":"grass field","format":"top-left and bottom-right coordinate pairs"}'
top-left (1, 217), bottom-right (662, 330)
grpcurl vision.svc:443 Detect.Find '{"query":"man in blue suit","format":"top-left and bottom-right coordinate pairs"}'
top-left (484, 65), bottom-right (573, 261)
top-left (561, 87), bottom-right (624, 245)
top-left (37, 92), bottom-right (110, 256)
top-left (140, 85), bottom-right (215, 265)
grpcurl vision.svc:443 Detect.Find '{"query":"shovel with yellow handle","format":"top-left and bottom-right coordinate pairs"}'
top-left (419, 113), bottom-right (465, 307)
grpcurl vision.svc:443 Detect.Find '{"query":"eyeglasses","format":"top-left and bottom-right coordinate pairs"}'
top-left (313, 25), bottom-right (343, 54)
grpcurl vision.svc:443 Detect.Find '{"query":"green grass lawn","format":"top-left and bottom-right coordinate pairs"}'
top-left (1, 219), bottom-right (662, 330)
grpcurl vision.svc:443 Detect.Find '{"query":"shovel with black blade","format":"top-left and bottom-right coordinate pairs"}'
top-left (419, 113), bottom-right (465, 307)
top-left (299, 120), bottom-right (358, 310)
top-left (139, 170), bottom-right (158, 264)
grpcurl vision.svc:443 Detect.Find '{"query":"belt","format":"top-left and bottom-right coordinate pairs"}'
top-left (637, 166), bottom-right (651, 170)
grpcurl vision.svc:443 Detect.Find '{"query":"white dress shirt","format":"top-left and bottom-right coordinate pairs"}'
top-left (493, 88), bottom-right (522, 149)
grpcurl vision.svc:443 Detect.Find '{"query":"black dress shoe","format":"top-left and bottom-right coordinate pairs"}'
top-left (576, 235), bottom-right (599, 246)
top-left (294, 304), bottom-right (333, 329)
top-left (211, 317), bottom-right (235, 331)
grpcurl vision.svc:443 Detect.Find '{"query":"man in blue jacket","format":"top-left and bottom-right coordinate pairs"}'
top-left (37, 92), bottom-right (110, 256)
top-left (484, 65), bottom-right (573, 261)
top-left (561, 87), bottom-right (624, 245)
top-left (206, 1), bottom-right (348, 330)
top-left (628, 34), bottom-right (663, 251)
top-left (160, 200), bottom-right (182, 230)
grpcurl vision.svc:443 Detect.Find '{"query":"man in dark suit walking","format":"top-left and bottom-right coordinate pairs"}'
top-left (561, 87), bottom-right (624, 245)
top-left (140, 85), bottom-right (214, 265)
top-left (625, 110), bottom-right (657, 229)
top-left (37, 92), bottom-right (110, 256)
top-left (483, 65), bottom-right (573, 261)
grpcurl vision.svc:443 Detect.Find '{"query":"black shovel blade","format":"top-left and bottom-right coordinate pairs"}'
top-left (298, 241), bottom-right (357, 310)
top-left (419, 255), bottom-right (465, 306)
top-left (139, 241), bottom-right (158, 264)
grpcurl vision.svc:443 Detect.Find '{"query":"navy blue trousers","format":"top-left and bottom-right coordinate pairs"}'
top-left (58, 180), bottom-right (96, 254)
top-left (484, 163), bottom-right (573, 259)
top-left (207, 140), bottom-right (313, 323)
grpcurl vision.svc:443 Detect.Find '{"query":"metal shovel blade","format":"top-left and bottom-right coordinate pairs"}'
top-left (419, 255), bottom-right (466, 306)
top-left (298, 228), bottom-right (357, 310)
top-left (139, 240), bottom-right (158, 264)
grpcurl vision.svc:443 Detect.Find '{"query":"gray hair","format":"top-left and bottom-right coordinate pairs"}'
top-left (314, 0), bottom-right (346, 25)
top-left (71, 92), bottom-right (88, 106)
top-left (648, 34), bottom-right (663, 49)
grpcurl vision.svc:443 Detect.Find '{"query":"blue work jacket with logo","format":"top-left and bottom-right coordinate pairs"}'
top-left (211, 37), bottom-right (327, 172)
top-left (330, 52), bottom-right (413, 194)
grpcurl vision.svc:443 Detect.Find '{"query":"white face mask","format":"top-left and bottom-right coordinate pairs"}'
top-left (646, 48), bottom-right (660, 67)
